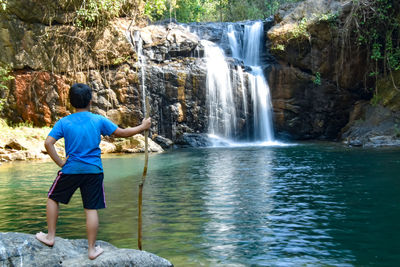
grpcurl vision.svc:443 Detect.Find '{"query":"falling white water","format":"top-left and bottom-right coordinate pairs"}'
top-left (203, 40), bottom-right (237, 139)
top-left (248, 66), bottom-right (274, 141)
top-left (227, 25), bottom-right (241, 59)
top-left (237, 66), bottom-right (247, 118)
top-left (228, 21), bottom-right (275, 142)
top-left (243, 22), bottom-right (262, 66)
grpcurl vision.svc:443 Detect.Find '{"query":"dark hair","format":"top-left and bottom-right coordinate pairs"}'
top-left (69, 83), bottom-right (92, 108)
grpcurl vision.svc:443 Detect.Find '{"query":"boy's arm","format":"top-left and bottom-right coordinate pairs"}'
top-left (44, 136), bottom-right (68, 168)
top-left (112, 118), bottom-right (151, 138)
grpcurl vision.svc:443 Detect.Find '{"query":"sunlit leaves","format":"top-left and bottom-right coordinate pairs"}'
top-left (145, 0), bottom-right (168, 21)
top-left (75, 0), bottom-right (125, 27)
top-left (0, 64), bottom-right (14, 112)
top-left (144, 0), bottom-right (303, 22)
top-left (0, 0), bottom-right (7, 11)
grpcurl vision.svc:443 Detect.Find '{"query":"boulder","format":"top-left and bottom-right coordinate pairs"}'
top-left (138, 23), bottom-right (200, 61)
top-left (153, 135), bottom-right (174, 149)
top-left (341, 101), bottom-right (400, 147)
top-left (99, 141), bottom-right (117, 154)
top-left (115, 134), bottom-right (164, 153)
top-left (5, 138), bottom-right (26, 150)
top-left (175, 133), bottom-right (213, 147)
top-left (0, 232), bottom-right (173, 267)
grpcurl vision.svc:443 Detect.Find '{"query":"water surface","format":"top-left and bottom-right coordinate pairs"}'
top-left (1, 143), bottom-right (400, 266)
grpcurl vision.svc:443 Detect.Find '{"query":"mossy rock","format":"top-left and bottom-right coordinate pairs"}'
top-left (377, 70), bottom-right (400, 112)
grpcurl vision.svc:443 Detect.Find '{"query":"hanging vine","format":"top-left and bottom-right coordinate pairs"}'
top-left (343, 0), bottom-right (400, 103)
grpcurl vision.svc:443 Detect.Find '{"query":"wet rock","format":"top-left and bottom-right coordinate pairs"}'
top-left (345, 138), bottom-right (363, 147)
top-left (0, 232), bottom-right (173, 267)
top-left (153, 135), bottom-right (174, 149)
top-left (175, 133), bottom-right (212, 147)
top-left (185, 22), bottom-right (231, 53)
top-left (138, 23), bottom-right (200, 62)
top-left (269, 65), bottom-right (354, 139)
top-left (366, 136), bottom-right (400, 147)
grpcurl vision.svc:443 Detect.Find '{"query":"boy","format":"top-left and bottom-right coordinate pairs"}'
top-left (35, 83), bottom-right (151, 260)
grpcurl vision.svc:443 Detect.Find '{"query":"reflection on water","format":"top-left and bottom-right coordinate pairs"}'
top-left (1, 144), bottom-right (400, 266)
top-left (203, 148), bottom-right (275, 266)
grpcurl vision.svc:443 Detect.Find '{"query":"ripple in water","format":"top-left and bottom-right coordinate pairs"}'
top-left (1, 144), bottom-right (400, 266)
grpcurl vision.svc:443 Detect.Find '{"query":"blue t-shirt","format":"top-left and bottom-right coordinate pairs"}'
top-left (48, 111), bottom-right (118, 174)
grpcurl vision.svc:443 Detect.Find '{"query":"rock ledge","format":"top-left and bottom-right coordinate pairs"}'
top-left (0, 232), bottom-right (173, 267)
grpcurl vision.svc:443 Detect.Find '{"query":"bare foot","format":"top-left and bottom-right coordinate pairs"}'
top-left (35, 232), bottom-right (55, 247)
top-left (88, 246), bottom-right (104, 260)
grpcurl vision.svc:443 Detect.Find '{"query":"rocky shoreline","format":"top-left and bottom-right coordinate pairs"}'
top-left (0, 232), bottom-right (173, 267)
top-left (0, 120), bottom-right (166, 163)
top-left (1, 120), bottom-right (400, 165)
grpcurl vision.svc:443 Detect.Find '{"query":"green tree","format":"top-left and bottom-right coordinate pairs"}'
top-left (0, 64), bottom-right (14, 112)
top-left (145, 0), bottom-right (168, 21)
top-left (145, 0), bottom-right (303, 22)
top-left (174, 0), bottom-right (205, 22)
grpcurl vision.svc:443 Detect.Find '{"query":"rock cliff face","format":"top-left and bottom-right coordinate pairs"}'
top-left (0, 232), bottom-right (173, 267)
top-left (267, 0), bottom-right (371, 140)
top-left (340, 71), bottom-right (400, 147)
top-left (1, 8), bottom-right (209, 142)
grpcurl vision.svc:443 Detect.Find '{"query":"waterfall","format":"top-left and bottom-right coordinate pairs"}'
top-left (248, 66), bottom-right (274, 141)
top-left (227, 25), bottom-right (241, 59)
top-left (237, 66), bottom-right (249, 139)
top-left (203, 21), bottom-right (275, 144)
top-left (239, 22), bottom-right (275, 142)
top-left (203, 40), bottom-right (237, 139)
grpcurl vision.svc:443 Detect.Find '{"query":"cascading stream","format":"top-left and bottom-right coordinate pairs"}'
top-left (204, 21), bottom-right (275, 144)
top-left (203, 40), bottom-right (237, 139)
top-left (240, 22), bottom-right (274, 142)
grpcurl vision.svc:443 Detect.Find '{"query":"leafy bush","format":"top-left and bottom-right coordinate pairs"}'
top-left (0, 64), bottom-right (14, 112)
top-left (75, 0), bottom-right (125, 27)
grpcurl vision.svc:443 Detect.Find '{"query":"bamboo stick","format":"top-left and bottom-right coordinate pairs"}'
top-left (138, 96), bottom-right (150, 250)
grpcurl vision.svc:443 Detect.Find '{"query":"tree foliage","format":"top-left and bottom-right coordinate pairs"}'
top-left (145, 0), bottom-right (302, 23)
top-left (74, 0), bottom-right (143, 27)
top-left (345, 0), bottom-right (400, 97)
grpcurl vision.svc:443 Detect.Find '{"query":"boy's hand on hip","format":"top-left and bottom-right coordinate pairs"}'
top-left (59, 155), bottom-right (69, 168)
top-left (142, 118), bottom-right (151, 131)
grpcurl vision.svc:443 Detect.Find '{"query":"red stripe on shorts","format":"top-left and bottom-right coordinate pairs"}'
top-left (48, 171), bottom-right (62, 197)
top-left (102, 182), bottom-right (107, 208)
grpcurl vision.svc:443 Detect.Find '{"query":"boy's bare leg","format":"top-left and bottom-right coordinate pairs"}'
top-left (36, 198), bottom-right (59, 246)
top-left (85, 209), bottom-right (104, 260)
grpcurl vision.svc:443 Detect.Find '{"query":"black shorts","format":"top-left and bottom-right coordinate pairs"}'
top-left (48, 171), bottom-right (106, 209)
